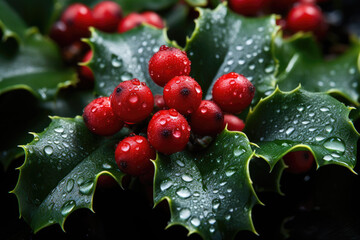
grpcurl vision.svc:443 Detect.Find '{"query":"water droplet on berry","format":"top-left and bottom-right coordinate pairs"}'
top-left (200, 107), bottom-right (207, 114)
top-left (195, 86), bottom-right (202, 94)
top-left (169, 109), bottom-right (178, 117)
top-left (121, 142), bottom-right (130, 152)
top-left (135, 138), bottom-right (144, 144)
top-left (173, 129), bottom-right (182, 138)
top-left (128, 94), bottom-right (139, 104)
top-left (230, 80), bottom-right (236, 85)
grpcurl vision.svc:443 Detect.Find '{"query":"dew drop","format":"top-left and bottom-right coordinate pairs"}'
top-left (323, 155), bottom-right (333, 161)
top-left (102, 163), bottom-right (112, 169)
top-left (61, 200), bottom-right (76, 216)
top-left (225, 167), bottom-right (236, 177)
top-left (44, 146), bottom-right (53, 155)
top-left (285, 127), bottom-right (295, 136)
top-left (121, 142), bottom-right (130, 152)
top-left (212, 199), bottom-right (221, 211)
top-left (325, 125), bottom-right (333, 133)
top-left (79, 181), bottom-right (94, 195)
top-left (121, 72), bottom-right (133, 81)
top-left (66, 179), bottom-right (74, 192)
top-left (179, 208), bottom-right (191, 220)
top-left (176, 187), bottom-right (191, 198)
top-left (191, 217), bottom-right (200, 227)
top-left (128, 94), bottom-right (139, 104)
top-left (323, 137), bottom-right (345, 154)
top-left (160, 179), bottom-right (173, 191)
top-left (182, 174), bottom-right (193, 182)
top-left (233, 148), bottom-right (244, 157)
top-left (54, 127), bottom-right (64, 133)
top-left (173, 129), bottom-right (182, 138)
top-left (320, 107), bottom-right (329, 112)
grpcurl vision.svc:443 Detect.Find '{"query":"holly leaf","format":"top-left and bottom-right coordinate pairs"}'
top-left (154, 130), bottom-right (260, 240)
top-left (244, 87), bottom-right (359, 170)
top-left (0, 89), bottom-right (94, 169)
top-left (0, 33), bottom-right (77, 100)
top-left (87, 27), bottom-right (168, 96)
top-left (12, 116), bottom-right (130, 232)
top-left (185, 0), bottom-right (208, 7)
top-left (185, 3), bottom-right (278, 102)
top-left (275, 34), bottom-right (360, 106)
top-left (0, 0), bottom-right (27, 43)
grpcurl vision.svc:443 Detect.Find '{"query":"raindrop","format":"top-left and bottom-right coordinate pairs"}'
top-left (160, 179), bottom-right (173, 191)
top-left (176, 160), bottom-right (185, 167)
top-left (102, 163), bottom-right (112, 169)
top-left (179, 208), bottom-right (191, 220)
top-left (325, 125), bottom-right (333, 133)
top-left (176, 187), bottom-right (191, 198)
top-left (238, 59), bottom-right (245, 65)
top-left (233, 148), bottom-right (244, 157)
top-left (225, 167), bottom-right (236, 177)
top-left (121, 72), bottom-right (133, 81)
top-left (323, 155), bottom-right (333, 161)
top-left (285, 127), bottom-right (295, 136)
top-left (44, 146), bottom-right (53, 155)
top-left (225, 215), bottom-right (231, 220)
top-left (191, 217), bottom-right (200, 227)
top-left (111, 56), bottom-right (122, 68)
top-left (54, 127), bottom-right (64, 133)
top-left (208, 218), bottom-right (216, 225)
top-left (66, 179), bottom-right (74, 192)
top-left (212, 199), bottom-right (221, 211)
top-left (320, 107), bottom-right (329, 112)
top-left (61, 200), bottom-right (76, 216)
top-left (79, 181), bottom-right (94, 195)
top-left (323, 137), bottom-right (345, 154)
top-left (182, 174), bottom-right (193, 182)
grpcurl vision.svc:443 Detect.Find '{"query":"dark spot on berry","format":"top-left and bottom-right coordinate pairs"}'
top-left (161, 129), bottom-right (171, 138)
top-left (83, 114), bottom-right (88, 123)
top-left (180, 87), bottom-right (190, 96)
top-left (215, 112), bottom-right (223, 121)
top-left (303, 152), bottom-right (310, 160)
top-left (248, 85), bottom-right (255, 93)
top-left (66, 19), bottom-right (74, 27)
top-left (116, 87), bottom-right (122, 94)
top-left (120, 161), bottom-right (127, 169)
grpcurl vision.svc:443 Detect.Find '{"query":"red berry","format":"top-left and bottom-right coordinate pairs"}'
top-left (92, 1), bottom-right (123, 33)
top-left (270, 0), bottom-right (299, 12)
top-left (212, 72), bottom-right (254, 114)
top-left (61, 3), bottom-right (94, 38)
top-left (117, 13), bottom-right (146, 33)
top-left (83, 97), bottom-right (124, 136)
top-left (223, 114), bottom-right (245, 131)
top-left (141, 11), bottom-right (165, 29)
top-left (283, 151), bottom-right (315, 174)
top-left (147, 109), bottom-right (191, 154)
top-left (229, 0), bottom-right (267, 16)
top-left (78, 50), bottom-right (94, 82)
top-left (115, 135), bottom-right (156, 176)
top-left (154, 94), bottom-right (168, 110)
top-left (110, 79), bottom-right (154, 124)
top-left (49, 21), bottom-right (75, 47)
top-left (286, 3), bottom-right (324, 33)
top-left (190, 100), bottom-right (224, 136)
top-left (163, 76), bottom-right (202, 115)
top-left (148, 45), bottom-right (191, 87)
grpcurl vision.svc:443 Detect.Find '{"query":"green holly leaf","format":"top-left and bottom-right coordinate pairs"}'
top-left (12, 116), bottom-right (130, 232)
top-left (0, 89), bottom-right (95, 169)
top-left (185, 0), bottom-right (208, 7)
top-left (0, 33), bottom-right (77, 100)
top-left (185, 3), bottom-right (278, 102)
top-left (275, 34), bottom-right (360, 106)
top-left (0, 0), bottom-right (27, 43)
top-left (244, 87), bottom-right (359, 170)
top-left (87, 27), bottom-right (169, 96)
top-left (154, 130), bottom-right (260, 240)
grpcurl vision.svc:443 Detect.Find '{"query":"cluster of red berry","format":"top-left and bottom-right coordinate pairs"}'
top-left (82, 45), bottom-right (255, 177)
top-left (50, 1), bottom-right (164, 82)
top-left (229, 0), bottom-right (327, 38)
